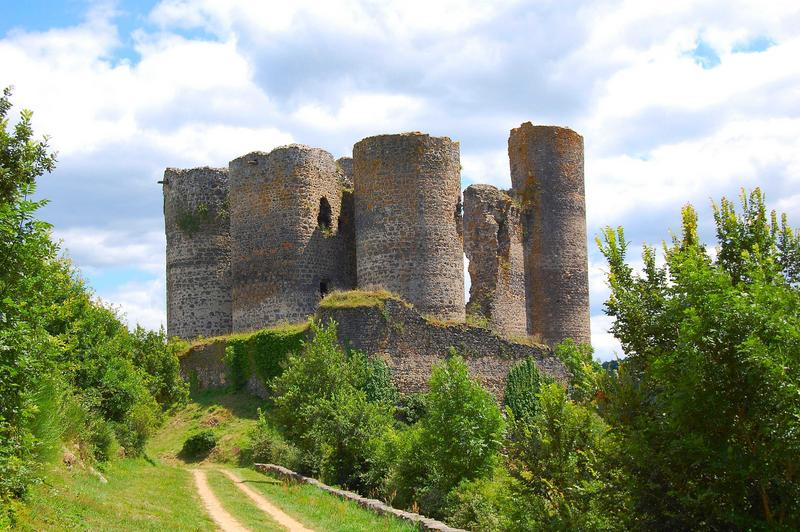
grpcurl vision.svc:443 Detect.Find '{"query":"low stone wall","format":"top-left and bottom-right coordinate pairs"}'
top-left (254, 463), bottom-right (466, 532)
top-left (318, 299), bottom-right (567, 398)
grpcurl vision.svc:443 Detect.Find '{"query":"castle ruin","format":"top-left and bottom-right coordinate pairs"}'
top-left (163, 123), bottom-right (591, 348)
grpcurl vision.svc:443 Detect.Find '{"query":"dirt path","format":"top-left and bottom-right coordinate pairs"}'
top-left (192, 469), bottom-right (250, 532)
top-left (221, 469), bottom-right (314, 532)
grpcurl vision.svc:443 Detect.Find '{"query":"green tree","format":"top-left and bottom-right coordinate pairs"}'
top-left (270, 320), bottom-right (394, 492)
top-left (598, 188), bottom-right (800, 528)
top-left (391, 354), bottom-right (504, 517)
top-left (505, 383), bottom-right (627, 530)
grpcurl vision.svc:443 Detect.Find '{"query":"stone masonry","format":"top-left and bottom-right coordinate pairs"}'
top-left (228, 145), bottom-right (356, 332)
top-left (353, 133), bottom-right (465, 321)
top-left (162, 167), bottom-right (231, 339)
top-left (463, 184), bottom-right (527, 337)
top-left (508, 123), bottom-right (591, 345)
top-left (164, 123), bottom-right (591, 351)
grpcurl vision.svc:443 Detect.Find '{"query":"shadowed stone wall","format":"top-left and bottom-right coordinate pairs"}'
top-left (463, 184), bottom-right (527, 337)
top-left (318, 299), bottom-right (567, 398)
top-left (509, 123), bottom-right (591, 345)
top-left (353, 133), bottom-right (464, 321)
top-left (163, 167), bottom-right (232, 339)
top-left (229, 145), bottom-right (356, 332)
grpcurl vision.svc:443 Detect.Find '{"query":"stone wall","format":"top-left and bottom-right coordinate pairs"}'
top-left (179, 341), bottom-right (269, 398)
top-left (509, 123), bottom-right (591, 345)
top-left (163, 167), bottom-right (232, 339)
top-left (318, 299), bottom-right (567, 398)
top-left (463, 184), bottom-right (527, 337)
top-left (353, 133), bottom-right (464, 321)
top-left (229, 145), bottom-right (356, 332)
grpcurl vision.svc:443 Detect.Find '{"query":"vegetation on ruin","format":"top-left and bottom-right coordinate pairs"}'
top-left (175, 201), bottom-right (209, 235)
top-left (222, 322), bottom-right (309, 390)
top-left (319, 288), bottom-right (404, 309)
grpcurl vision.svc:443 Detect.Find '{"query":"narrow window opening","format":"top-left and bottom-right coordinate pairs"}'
top-left (318, 197), bottom-right (332, 230)
top-left (319, 280), bottom-right (329, 297)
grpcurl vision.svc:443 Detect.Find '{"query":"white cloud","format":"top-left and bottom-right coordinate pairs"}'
top-left (3, 0), bottom-right (798, 347)
top-left (97, 276), bottom-right (166, 331)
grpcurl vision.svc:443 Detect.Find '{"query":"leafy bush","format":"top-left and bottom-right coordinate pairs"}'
top-left (391, 355), bottom-right (504, 517)
top-left (223, 323), bottom-right (307, 390)
top-left (598, 189), bottom-right (800, 528)
top-left (181, 430), bottom-right (217, 460)
top-left (348, 350), bottom-right (399, 405)
top-left (505, 382), bottom-right (627, 530)
top-left (88, 419), bottom-right (118, 462)
top-left (270, 320), bottom-right (394, 492)
top-left (242, 409), bottom-right (300, 470)
top-left (395, 392), bottom-right (427, 425)
top-left (503, 356), bottom-right (548, 421)
top-left (443, 470), bottom-right (515, 531)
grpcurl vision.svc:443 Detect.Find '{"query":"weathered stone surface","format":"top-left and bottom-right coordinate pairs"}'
top-left (229, 145), bottom-right (356, 332)
top-left (336, 156), bottom-right (353, 187)
top-left (163, 167), bottom-right (232, 339)
top-left (509, 123), bottom-right (591, 345)
top-left (180, 298), bottom-right (567, 400)
top-left (353, 133), bottom-right (465, 321)
top-left (463, 184), bottom-right (527, 337)
top-left (318, 299), bottom-right (567, 398)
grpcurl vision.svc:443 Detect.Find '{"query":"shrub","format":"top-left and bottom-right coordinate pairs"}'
top-left (223, 323), bottom-right (307, 390)
top-left (181, 430), bottom-right (217, 460)
top-left (242, 409), bottom-right (300, 470)
top-left (443, 470), bottom-right (515, 531)
top-left (503, 357), bottom-right (548, 421)
top-left (348, 350), bottom-right (399, 405)
top-left (395, 392), bottom-right (427, 425)
top-left (89, 419), bottom-right (118, 462)
top-left (270, 320), bottom-right (394, 492)
top-left (505, 382), bottom-right (627, 530)
top-left (391, 355), bottom-right (504, 517)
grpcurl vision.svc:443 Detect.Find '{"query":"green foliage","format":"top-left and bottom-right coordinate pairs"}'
top-left (181, 430), bottom-right (217, 460)
top-left (391, 355), bottom-right (504, 517)
top-left (0, 87), bottom-right (187, 522)
top-left (503, 356), bottom-right (548, 420)
top-left (553, 339), bottom-right (604, 404)
top-left (242, 408), bottom-right (300, 469)
top-left (395, 392), bottom-right (427, 425)
top-left (175, 201), bottom-right (209, 235)
top-left (505, 383), bottom-right (627, 530)
top-left (348, 350), bottom-right (399, 405)
top-left (597, 188), bottom-right (800, 528)
top-left (222, 323), bottom-right (308, 390)
top-left (270, 320), bottom-right (395, 492)
top-left (443, 470), bottom-right (516, 531)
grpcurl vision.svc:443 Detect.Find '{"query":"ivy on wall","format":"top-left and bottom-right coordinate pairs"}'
top-left (223, 323), bottom-right (309, 390)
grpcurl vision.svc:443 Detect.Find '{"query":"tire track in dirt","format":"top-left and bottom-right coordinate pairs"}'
top-left (192, 469), bottom-right (250, 532)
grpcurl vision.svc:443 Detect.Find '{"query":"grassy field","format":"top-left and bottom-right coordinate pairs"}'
top-left (233, 467), bottom-right (418, 532)
top-left (149, 388), bottom-right (264, 465)
top-left (15, 459), bottom-right (214, 531)
top-left (13, 389), bottom-right (420, 531)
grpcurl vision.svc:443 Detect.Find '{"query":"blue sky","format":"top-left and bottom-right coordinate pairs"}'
top-left (2, 0), bottom-right (799, 360)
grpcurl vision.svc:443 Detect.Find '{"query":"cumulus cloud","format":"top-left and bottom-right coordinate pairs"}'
top-left (2, 0), bottom-right (799, 360)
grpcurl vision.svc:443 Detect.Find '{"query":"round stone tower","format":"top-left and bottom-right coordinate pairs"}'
top-left (353, 133), bottom-right (464, 321)
top-left (229, 145), bottom-right (354, 332)
top-left (508, 122), bottom-right (591, 345)
top-left (162, 167), bottom-right (232, 339)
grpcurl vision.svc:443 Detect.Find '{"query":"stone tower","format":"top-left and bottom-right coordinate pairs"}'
top-left (353, 133), bottom-right (464, 321)
top-left (162, 167), bottom-right (232, 339)
top-left (463, 184), bottom-right (527, 337)
top-left (508, 123), bottom-right (591, 345)
top-left (228, 145), bottom-right (355, 332)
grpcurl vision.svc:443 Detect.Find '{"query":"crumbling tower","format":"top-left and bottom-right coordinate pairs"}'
top-left (509, 123), bottom-right (591, 345)
top-left (162, 167), bottom-right (232, 339)
top-left (463, 184), bottom-right (527, 337)
top-left (228, 145), bottom-right (355, 332)
top-left (353, 133), bottom-right (465, 321)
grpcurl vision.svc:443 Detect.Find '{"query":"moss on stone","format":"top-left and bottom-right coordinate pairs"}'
top-left (319, 289), bottom-right (404, 309)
